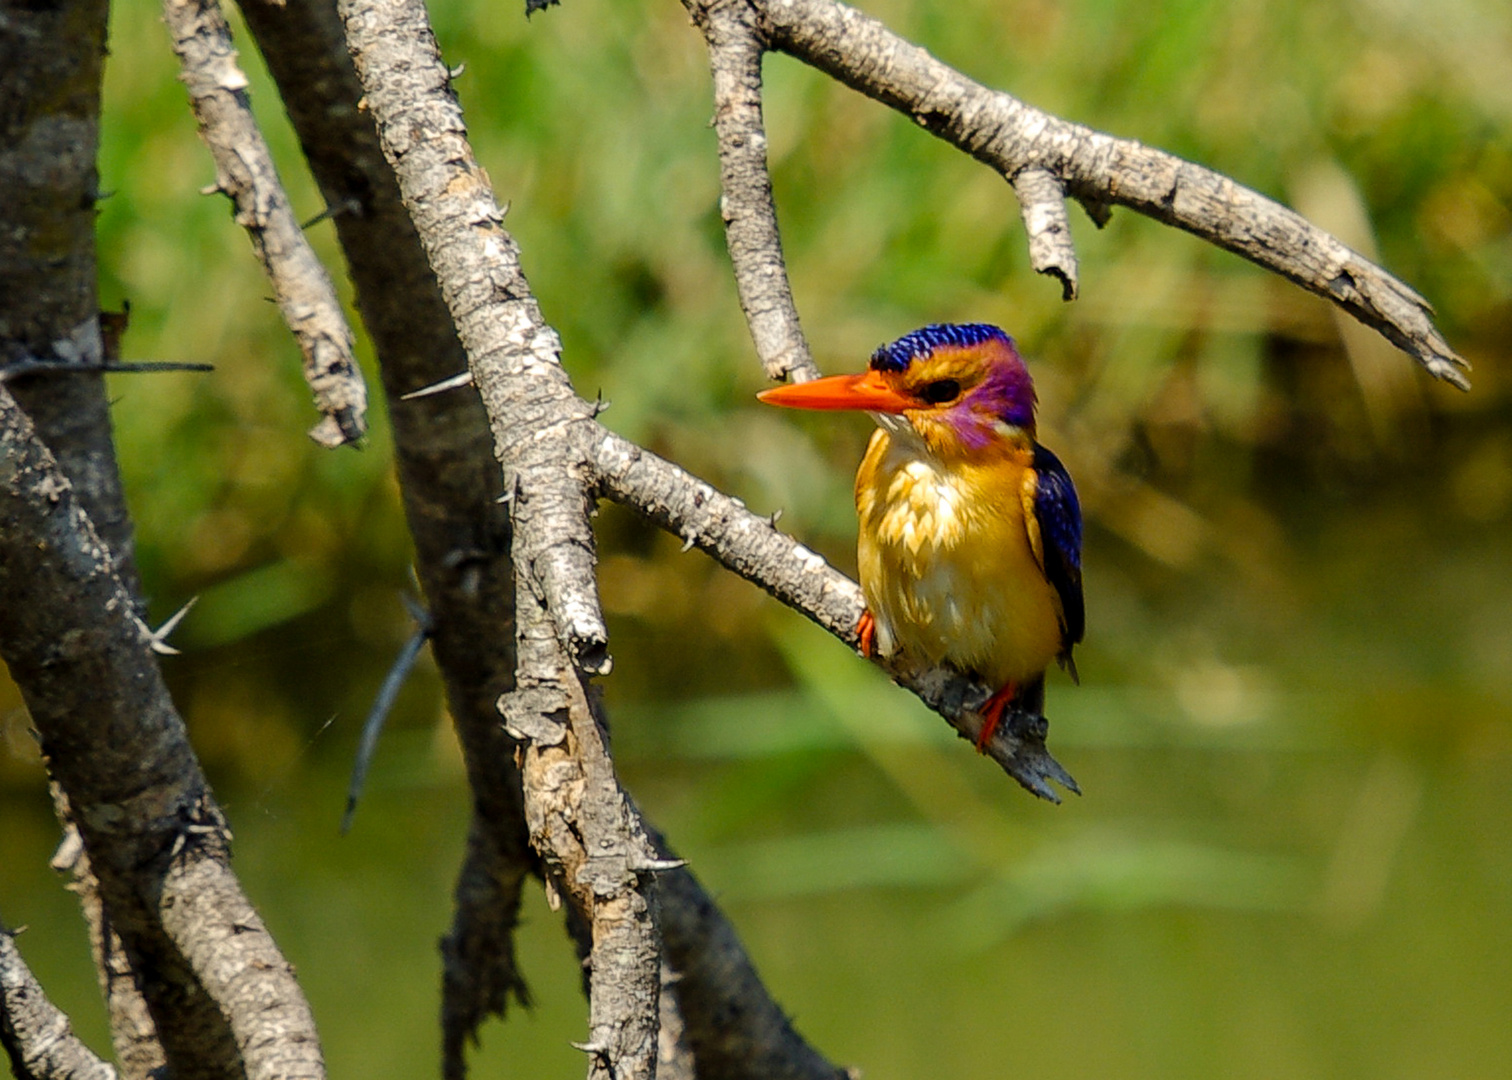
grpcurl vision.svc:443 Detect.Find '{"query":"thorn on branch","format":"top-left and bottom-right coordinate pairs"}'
top-left (144, 596), bottom-right (198, 656)
top-left (400, 370), bottom-right (474, 400)
top-left (301, 197), bottom-right (362, 230)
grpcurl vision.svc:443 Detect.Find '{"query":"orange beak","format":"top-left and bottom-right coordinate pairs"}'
top-left (757, 371), bottom-right (915, 414)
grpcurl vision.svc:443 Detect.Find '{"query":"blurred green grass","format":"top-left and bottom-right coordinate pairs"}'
top-left (3, 0), bottom-right (1511, 1076)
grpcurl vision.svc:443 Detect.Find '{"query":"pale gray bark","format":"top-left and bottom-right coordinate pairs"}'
top-left (164, 0), bottom-right (367, 445)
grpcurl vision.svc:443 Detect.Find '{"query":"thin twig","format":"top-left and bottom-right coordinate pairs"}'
top-left (163, 0), bottom-right (369, 445)
top-left (0, 358), bottom-right (214, 382)
top-left (760, 0), bottom-right (1468, 387)
top-left (690, 0), bottom-right (818, 382)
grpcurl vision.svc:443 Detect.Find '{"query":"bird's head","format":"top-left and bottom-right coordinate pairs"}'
top-left (758, 324), bottom-right (1037, 460)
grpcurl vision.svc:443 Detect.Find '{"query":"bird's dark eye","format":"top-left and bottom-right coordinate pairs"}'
top-left (920, 379), bottom-right (961, 404)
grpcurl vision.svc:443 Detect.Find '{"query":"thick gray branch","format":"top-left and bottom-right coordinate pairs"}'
top-left (0, 385), bottom-right (326, 1080)
top-left (337, 0), bottom-right (609, 673)
top-left (163, 0), bottom-right (368, 444)
top-left (503, 591), bottom-right (663, 1080)
top-left (760, 0), bottom-right (1468, 387)
top-left (690, 0), bottom-right (818, 382)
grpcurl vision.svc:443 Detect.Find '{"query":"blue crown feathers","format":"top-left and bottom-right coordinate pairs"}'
top-left (869, 323), bottom-right (1013, 373)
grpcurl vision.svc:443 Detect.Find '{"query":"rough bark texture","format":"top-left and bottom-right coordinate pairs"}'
top-left (1012, 166), bottom-right (1078, 300)
top-left (503, 591), bottom-right (664, 1080)
top-left (163, 0), bottom-right (367, 445)
top-left (0, 924), bottom-right (118, 1080)
top-left (0, 0), bottom-right (140, 585)
top-left (0, 387), bottom-right (326, 1080)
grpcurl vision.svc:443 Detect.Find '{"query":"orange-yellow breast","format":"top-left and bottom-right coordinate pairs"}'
top-left (854, 426), bottom-right (1062, 689)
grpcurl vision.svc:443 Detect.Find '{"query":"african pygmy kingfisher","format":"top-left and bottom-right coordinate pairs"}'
top-left (758, 323), bottom-right (1084, 750)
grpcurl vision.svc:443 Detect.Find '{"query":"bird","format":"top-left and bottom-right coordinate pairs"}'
top-left (758, 323), bottom-right (1083, 751)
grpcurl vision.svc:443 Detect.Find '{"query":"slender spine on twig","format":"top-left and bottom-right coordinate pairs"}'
top-left (692, 0), bottom-right (819, 382)
top-left (163, 0), bottom-right (369, 445)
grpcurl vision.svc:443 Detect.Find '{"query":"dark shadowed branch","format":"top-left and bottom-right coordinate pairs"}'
top-left (163, 0), bottom-right (368, 445)
top-left (0, 385), bottom-right (326, 1080)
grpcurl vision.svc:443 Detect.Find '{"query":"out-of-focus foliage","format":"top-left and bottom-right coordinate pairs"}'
top-left (2, 0), bottom-right (1510, 1077)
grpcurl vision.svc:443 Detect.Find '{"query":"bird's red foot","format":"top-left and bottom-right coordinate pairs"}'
top-left (975, 682), bottom-right (1019, 753)
top-left (856, 610), bottom-right (877, 658)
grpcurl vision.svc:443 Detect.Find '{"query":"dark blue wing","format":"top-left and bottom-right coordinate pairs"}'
top-left (1030, 442), bottom-right (1084, 657)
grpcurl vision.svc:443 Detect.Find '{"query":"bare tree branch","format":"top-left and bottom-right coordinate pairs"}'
top-left (757, 0), bottom-right (1468, 387)
top-left (691, 0), bottom-right (818, 382)
top-left (0, 384), bottom-right (326, 1080)
top-left (336, 0), bottom-right (610, 675)
top-left (163, 0), bottom-right (368, 445)
top-left (0, 922), bottom-right (118, 1080)
top-left (329, 0), bottom-right (664, 1071)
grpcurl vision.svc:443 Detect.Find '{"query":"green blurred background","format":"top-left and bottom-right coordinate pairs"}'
top-left (4, 0), bottom-right (1511, 1076)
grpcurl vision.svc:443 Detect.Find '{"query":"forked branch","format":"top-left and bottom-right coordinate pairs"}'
top-left (688, 0), bottom-right (1469, 388)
